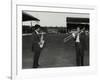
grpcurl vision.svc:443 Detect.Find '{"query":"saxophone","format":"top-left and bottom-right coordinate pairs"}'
top-left (39, 32), bottom-right (45, 48)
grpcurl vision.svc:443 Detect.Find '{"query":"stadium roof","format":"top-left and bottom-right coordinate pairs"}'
top-left (67, 17), bottom-right (89, 24)
top-left (22, 12), bottom-right (40, 21)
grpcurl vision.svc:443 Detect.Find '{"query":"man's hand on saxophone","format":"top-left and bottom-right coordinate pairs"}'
top-left (38, 32), bottom-right (45, 48)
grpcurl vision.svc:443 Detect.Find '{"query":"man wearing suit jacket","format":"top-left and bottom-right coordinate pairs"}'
top-left (72, 27), bottom-right (86, 66)
top-left (32, 24), bottom-right (42, 68)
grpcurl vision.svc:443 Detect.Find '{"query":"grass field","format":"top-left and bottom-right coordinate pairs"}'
top-left (22, 33), bottom-right (89, 69)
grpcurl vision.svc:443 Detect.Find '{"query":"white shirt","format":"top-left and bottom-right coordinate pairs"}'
top-left (72, 33), bottom-right (80, 42)
top-left (35, 30), bottom-right (39, 35)
top-left (76, 33), bottom-right (80, 42)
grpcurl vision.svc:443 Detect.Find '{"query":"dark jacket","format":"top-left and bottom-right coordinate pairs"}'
top-left (79, 31), bottom-right (86, 50)
top-left (32, 31), bottom-right (41, 52)
top-left (75, 31), bottom-right (86, 56)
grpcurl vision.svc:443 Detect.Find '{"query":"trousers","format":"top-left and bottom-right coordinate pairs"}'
top-left (75, 42), bottom-right (84, 66)
top-left (33, 50), bottom-right (41, 68)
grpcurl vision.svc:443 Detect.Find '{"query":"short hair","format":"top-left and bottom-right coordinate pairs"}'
top-left (34, 24), bottom-right (41, 30)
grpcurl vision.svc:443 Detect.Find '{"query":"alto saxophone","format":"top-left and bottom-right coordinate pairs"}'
top-left (39, 32), bottom-right (45, 48)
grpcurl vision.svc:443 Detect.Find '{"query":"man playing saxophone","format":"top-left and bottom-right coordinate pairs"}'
top-left (32, 24), bottom-right (45, 68)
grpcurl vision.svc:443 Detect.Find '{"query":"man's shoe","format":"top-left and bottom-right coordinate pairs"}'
top-left (32, 66), bottom-right (38, 68)
top-left (32, 65), bottom-right (40, 68)
top-left (38, 64), bottom-right (40, 66)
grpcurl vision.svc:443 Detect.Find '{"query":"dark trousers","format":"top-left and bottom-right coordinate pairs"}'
top-left (33, 50), bottom-right (41, 68)
top-left (75, 42), bottom-right (84, 66)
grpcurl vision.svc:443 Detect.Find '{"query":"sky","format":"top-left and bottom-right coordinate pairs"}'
top-left (22, 11), bottom-right (89, 27)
